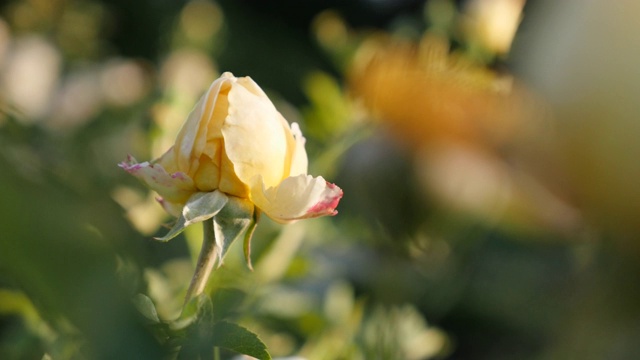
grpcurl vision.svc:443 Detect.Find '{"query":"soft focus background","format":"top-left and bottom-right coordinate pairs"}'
top-left (2, 0), bottom-right (640, 359)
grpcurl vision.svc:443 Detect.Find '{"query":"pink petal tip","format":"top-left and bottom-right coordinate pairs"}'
top-left (306, 182), bottom-right (343, 217)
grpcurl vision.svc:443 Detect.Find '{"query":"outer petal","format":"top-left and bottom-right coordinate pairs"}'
top-left (250, 174), bottom-right (343, 224)
top-left (173, 73), bottom-right (233, 174)
top-left (222, 77), bottom-right (291, 189)
top-left (288, 122), bottom-right (308, 177)
top-left (119, 154), bottom-right (196, 209)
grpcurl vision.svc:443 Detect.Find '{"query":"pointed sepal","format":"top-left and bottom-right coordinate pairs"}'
top-left (212, 196), bottom-right (255, 268)
top-left (154, 191), bottom-right (229, 242)
top-left (243, 209), bottom-right (260, 271)
top-left (154, 213), bottom-right (187, 242)
top-left (183, 191), bottom-right (229, 226)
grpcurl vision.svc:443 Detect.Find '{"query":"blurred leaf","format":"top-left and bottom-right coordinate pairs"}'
top-left (0, 156), bottom-right (164, 359)
top-left (133, 294), bottom-right (160, 324)
top-left (177, 294), bottom-right (270, 359)
top-left (177, 294), bottom-right (215, 360)
top-left (211, 321), bottom-right (271, 360)
top-left (0, 289), bottom-right (41, 325)
top-left (211, 287), bottom-right (246, 319)
top-left (302, 71), bottom-right (351, 140)
top-left (176, 293), bottom-right (211, 329)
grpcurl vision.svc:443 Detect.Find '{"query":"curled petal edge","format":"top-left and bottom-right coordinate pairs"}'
top-left (250, 174), bottom-right (343, 224)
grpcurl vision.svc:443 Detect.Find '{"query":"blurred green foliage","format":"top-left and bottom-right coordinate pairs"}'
top-left (1, 0), bottom-right (640, 359)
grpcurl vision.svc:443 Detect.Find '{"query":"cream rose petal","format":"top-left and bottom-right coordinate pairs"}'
top-left (222, 78), bottom-right (289, 188)
top-left (288, 122), bottom-right (308, 177)
top-left (250, 174), bottom-right (343, 224)
top-left (173, 73), bottom-right (232, 174)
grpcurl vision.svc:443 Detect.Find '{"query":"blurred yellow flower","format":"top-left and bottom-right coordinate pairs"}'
top-left (462, 0), bottom-right (525, 55)
top-left (348, 34), bottom-right (521, 150)
top-left (121, 72), bottom-right (342, 224)
top-left (349, 33), bottom-right (580, 233)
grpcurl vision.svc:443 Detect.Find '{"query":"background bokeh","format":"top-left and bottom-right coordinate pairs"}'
top-left (2, 0), bottom-right (640, 359)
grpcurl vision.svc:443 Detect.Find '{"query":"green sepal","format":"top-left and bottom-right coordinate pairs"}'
top-left (243, 209), bottom-right (260, 271)
top-left (212, 196), bottom-right (255, 268)
top-left (154, 213), bottom-right (187, 242)
top-left (154, 191), bottom-right (228, 242)
top-left (183, 191), bottom-right (228, 226)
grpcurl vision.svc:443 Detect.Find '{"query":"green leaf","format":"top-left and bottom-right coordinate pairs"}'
top-left (212, 197), bottom-right (255, 267)
top-left (194, 294), bottom-right (214, 325)
top-left (132, 294), bottom-right (160, 323)
top-left (175, 296), bottom-right (270, 360)
top-left (177, 293), bottom-right (211, 325)
top-left (154, 191), bottom-right (228, 242)
top-left (211, 321), bottom-right (271, 360)
top-left (177, 294), bottom-right (215, 360)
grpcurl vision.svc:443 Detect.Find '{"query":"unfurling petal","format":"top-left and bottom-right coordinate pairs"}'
top-left (173, 73), bottom-right (233, 174)
top-left (119, 154), bottom-right (195, 207)
top-left (250, 174), bottom-right (343, 224)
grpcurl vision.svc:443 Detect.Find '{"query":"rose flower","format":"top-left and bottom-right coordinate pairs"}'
top-left (120, 72), bottom-right (342, 224)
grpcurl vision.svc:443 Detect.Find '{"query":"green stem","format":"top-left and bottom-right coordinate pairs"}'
top-left (214, 346), bottom-right (220, 360)
top-left (183, 218), bottom-right (218, 306)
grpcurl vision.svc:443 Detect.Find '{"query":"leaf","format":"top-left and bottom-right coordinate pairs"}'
top-left (176, 296), bottom-right (270, 360)
top-left (211, 321), bottom-right (271, 360)
top-left (212, 197), bottom-right (255, 267)
top-left (132, 294), bottom-right (160, 323)
top-left (211, 288), bottom-right (246, 319)
top-left (177, 294), bottom-right (215, 360)
top-left (154, 191), bottom-right (228, 242)
top-left (194, 294), bottom-right (214, 326)
top-left (178, 293), bottom-right (211, 325)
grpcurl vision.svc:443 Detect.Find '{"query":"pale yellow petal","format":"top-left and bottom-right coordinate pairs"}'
top-left (219, 149), bottom-right (250, 197)
top-left (288, 122), bottom-right (308, 177)
top-left (235, 75), bottom-right (269, 98)
top-left (192, 144), bottom-right (221, 192)
top-left (222, 79), bottom-right (289, 188)
top-left (173, 73), bottom-right (232, 174)
top-left (250, 174), bottom-right (343, 224)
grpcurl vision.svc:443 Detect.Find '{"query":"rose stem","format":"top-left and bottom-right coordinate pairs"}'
top-left (183, 218), bottom-right (218, 306)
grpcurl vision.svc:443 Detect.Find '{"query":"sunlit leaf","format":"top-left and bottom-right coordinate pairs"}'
top-left (211, 321), bottom-right (271, 360)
